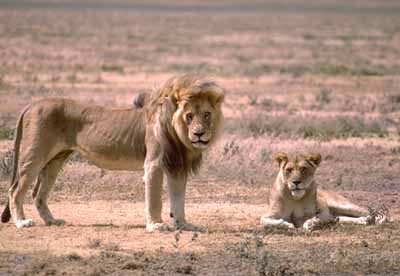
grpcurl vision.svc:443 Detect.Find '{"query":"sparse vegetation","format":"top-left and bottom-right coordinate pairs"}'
top-left (0, 1), bottom-right (400, 275)
top-left (225, 115), bottom-right (389, 139)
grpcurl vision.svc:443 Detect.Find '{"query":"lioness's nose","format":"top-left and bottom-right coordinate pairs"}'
top-left (193, 130), bottom-right (205, 137)
top-left (293, 180), bottom-right (301, 185)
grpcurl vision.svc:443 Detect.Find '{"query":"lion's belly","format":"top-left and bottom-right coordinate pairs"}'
top-left (74, 145), bottom-right (145, 171)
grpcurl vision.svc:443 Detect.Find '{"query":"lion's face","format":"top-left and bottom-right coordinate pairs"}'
top-left (275, 152), bottom-right (321, 200)
top-left (173, 95), bottom-right (222, 151)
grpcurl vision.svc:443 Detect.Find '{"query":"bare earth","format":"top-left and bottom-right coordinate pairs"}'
top-left (1, 0), bottom-right (400, 275)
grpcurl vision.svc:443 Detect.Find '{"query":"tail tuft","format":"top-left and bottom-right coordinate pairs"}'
top-left (132, 92), bottom-right (148, 109)
top-left (1, 201), bottom-right (11, 223)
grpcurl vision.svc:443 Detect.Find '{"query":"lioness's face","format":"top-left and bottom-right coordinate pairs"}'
top-left (275, 152), bottom-right (321, 200)
top-left (176, 96), bottom-right (221, 151)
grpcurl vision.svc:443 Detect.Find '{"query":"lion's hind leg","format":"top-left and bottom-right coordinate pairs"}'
top-left (336, 216), bottom-right (369, 225)
top-left (9, 164), bottom-right (41, 228)
top-left (33, 151), bottom-right (72, 226)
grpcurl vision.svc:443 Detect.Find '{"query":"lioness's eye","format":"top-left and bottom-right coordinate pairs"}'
top-left (186, 113), bottom-right (193, 122)
top-left (286, 168), bottom-right (293, 173)
top-left (204, 111), bottom-right (211, 120)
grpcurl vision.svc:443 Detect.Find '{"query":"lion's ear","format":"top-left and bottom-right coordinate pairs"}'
top-left (305, 154), bottom-right (322, 167)
top-left (208, 91), bottom-right (224, 108)
top-left (163, 96), bottom-right (178, 112)
top-left (274, 152), bottom-right (288, 166)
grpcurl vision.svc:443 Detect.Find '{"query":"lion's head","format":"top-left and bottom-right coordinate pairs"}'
top-left (275, 152), bottom-right (321, 200)
top-left (147, 74), bottom-right (224, 176)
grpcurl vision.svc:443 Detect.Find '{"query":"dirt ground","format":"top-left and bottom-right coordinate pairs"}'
top-left (1, 0), bottom-right (400, 275)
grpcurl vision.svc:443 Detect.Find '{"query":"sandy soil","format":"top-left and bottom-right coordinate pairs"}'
top-left (1, 0), bottom-right (400, 275)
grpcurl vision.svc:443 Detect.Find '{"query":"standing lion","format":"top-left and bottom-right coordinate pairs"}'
top-left (1, 74), bottom-right (225, 231)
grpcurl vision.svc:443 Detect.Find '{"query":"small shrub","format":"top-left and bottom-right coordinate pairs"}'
top-left (223, 140), bottom-right (240, 156)
top-left (248, 95), bottom-right (258, 106)
top-left (88, 238), bottom-right (102, 249)
top-left (65, 253), bottom-right (82, 261)
top-left (0, 126), bottom-right (14, 140)
top-left (101, 64), bottom-right (124, 74)
top-left (303, 33), bottom-right (316, 40)
top-left (279, 65), bottom-right (309, 77)
top-left (315, 88), bottom-right (332, 105)
top-left (66, 72), bottom-right (78, 83)
top-left (259, 148), bottom-right (271, 163)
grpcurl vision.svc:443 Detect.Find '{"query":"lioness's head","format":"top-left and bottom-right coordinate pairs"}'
top-left (151, 74), bottom-right (224, 175)
top-left (275, 152), bottom-right (321, 200)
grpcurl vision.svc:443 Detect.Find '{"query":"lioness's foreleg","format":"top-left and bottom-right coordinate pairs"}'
top-left (167, 174), bottom-right (204, 232)
top-left (34, 151), bottom-right (71, 226)
top-left (144, 160), bottom-right (169, 232)
top-left (260, 215), bottom-right (295, 229)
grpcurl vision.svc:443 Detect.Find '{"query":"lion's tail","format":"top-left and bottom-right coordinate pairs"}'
top-left (1, 105), bottom-right (30, 223)
top-left (132, 92), bottom-right (149, 109)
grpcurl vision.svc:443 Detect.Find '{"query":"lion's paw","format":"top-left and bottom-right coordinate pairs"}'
top-left (16, 219), bottom-right (35, 228)
top-left (46, 219), bottom-right (66, 226)
top-left (146, 222), bottom-right (172, 232)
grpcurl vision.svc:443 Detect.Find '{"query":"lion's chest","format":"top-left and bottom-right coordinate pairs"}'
top-left (290, 203), bottom-right (318, 227)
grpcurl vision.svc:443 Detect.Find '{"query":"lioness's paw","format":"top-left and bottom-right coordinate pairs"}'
top-left (303, 217), bottom-right (322, 231)
top-left (46, 219), bottom-right (65, 226)
top-left (16, 219), bottom-right (35, 228)
top-left (175, 222), bottom-right (206, 232)
top-left (146, 222), bottom-right (172, 232)
top-left (260, 217), bottom-right (294, 229)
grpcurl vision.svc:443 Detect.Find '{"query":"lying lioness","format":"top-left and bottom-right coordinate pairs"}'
top-left (261, 152), bottom-right (388, 231)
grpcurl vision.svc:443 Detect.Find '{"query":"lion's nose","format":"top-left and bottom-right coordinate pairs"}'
top-left (193, 130), bottom-right (205, 138)
top-left (293, 180), bottom-right (301, 186)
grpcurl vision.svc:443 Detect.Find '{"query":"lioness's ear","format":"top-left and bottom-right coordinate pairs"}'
top-left (306, 154), bottom-right (322, 167)
top-left (274, 152), bottom-right (288, 166)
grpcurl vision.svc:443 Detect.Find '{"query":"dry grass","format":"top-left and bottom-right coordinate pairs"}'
top-left (1, 0), bottom-right (400, 275)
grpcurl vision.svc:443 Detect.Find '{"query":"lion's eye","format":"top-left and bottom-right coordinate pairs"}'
top-left (204, 111), bottom-right (211, 120)
top-left (186, 113), bottom-right (193, 123)
top-left (286, 168), bottom-right (293, 173)
top-left (300, 167), bottom-right (307, 173)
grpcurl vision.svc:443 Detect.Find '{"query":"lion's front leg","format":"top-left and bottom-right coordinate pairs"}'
top-left (167, 174), bottom-right (204, 232)
top-left (260, 215), bottom-right (295, 229)
top-left (144, 161), bottom-right (170, 232)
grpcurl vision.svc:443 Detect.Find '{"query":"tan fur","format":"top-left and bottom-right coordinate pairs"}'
top-left (1, 74), bottom-right (224, 231)
top-left (261, 152), bottom-right (374, 231)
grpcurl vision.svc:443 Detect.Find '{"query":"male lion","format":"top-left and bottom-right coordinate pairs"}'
top-left (1, 74), bottom-right (224, 231)
top-left (261, 152), bottom-right (389, 231)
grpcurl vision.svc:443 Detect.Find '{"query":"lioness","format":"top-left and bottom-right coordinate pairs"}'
top-left (1, 74), bottom-right (224, 231)
top-left (261, 152), bottom-right (388, 230)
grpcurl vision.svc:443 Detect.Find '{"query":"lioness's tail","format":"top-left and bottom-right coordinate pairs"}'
top-left (1, 105), bottom-right (30, 223)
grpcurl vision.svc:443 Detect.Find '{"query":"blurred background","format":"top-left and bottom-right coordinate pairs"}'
top-left (1, 1), bottom-right (400, 275)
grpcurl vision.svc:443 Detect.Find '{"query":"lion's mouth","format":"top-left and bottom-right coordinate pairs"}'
top-left (292, 187), bottom-right (304, 191)
top-left (191, 140), bottom-right (210, 147)
top-left (192, 140), bottom-right (209, 145)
